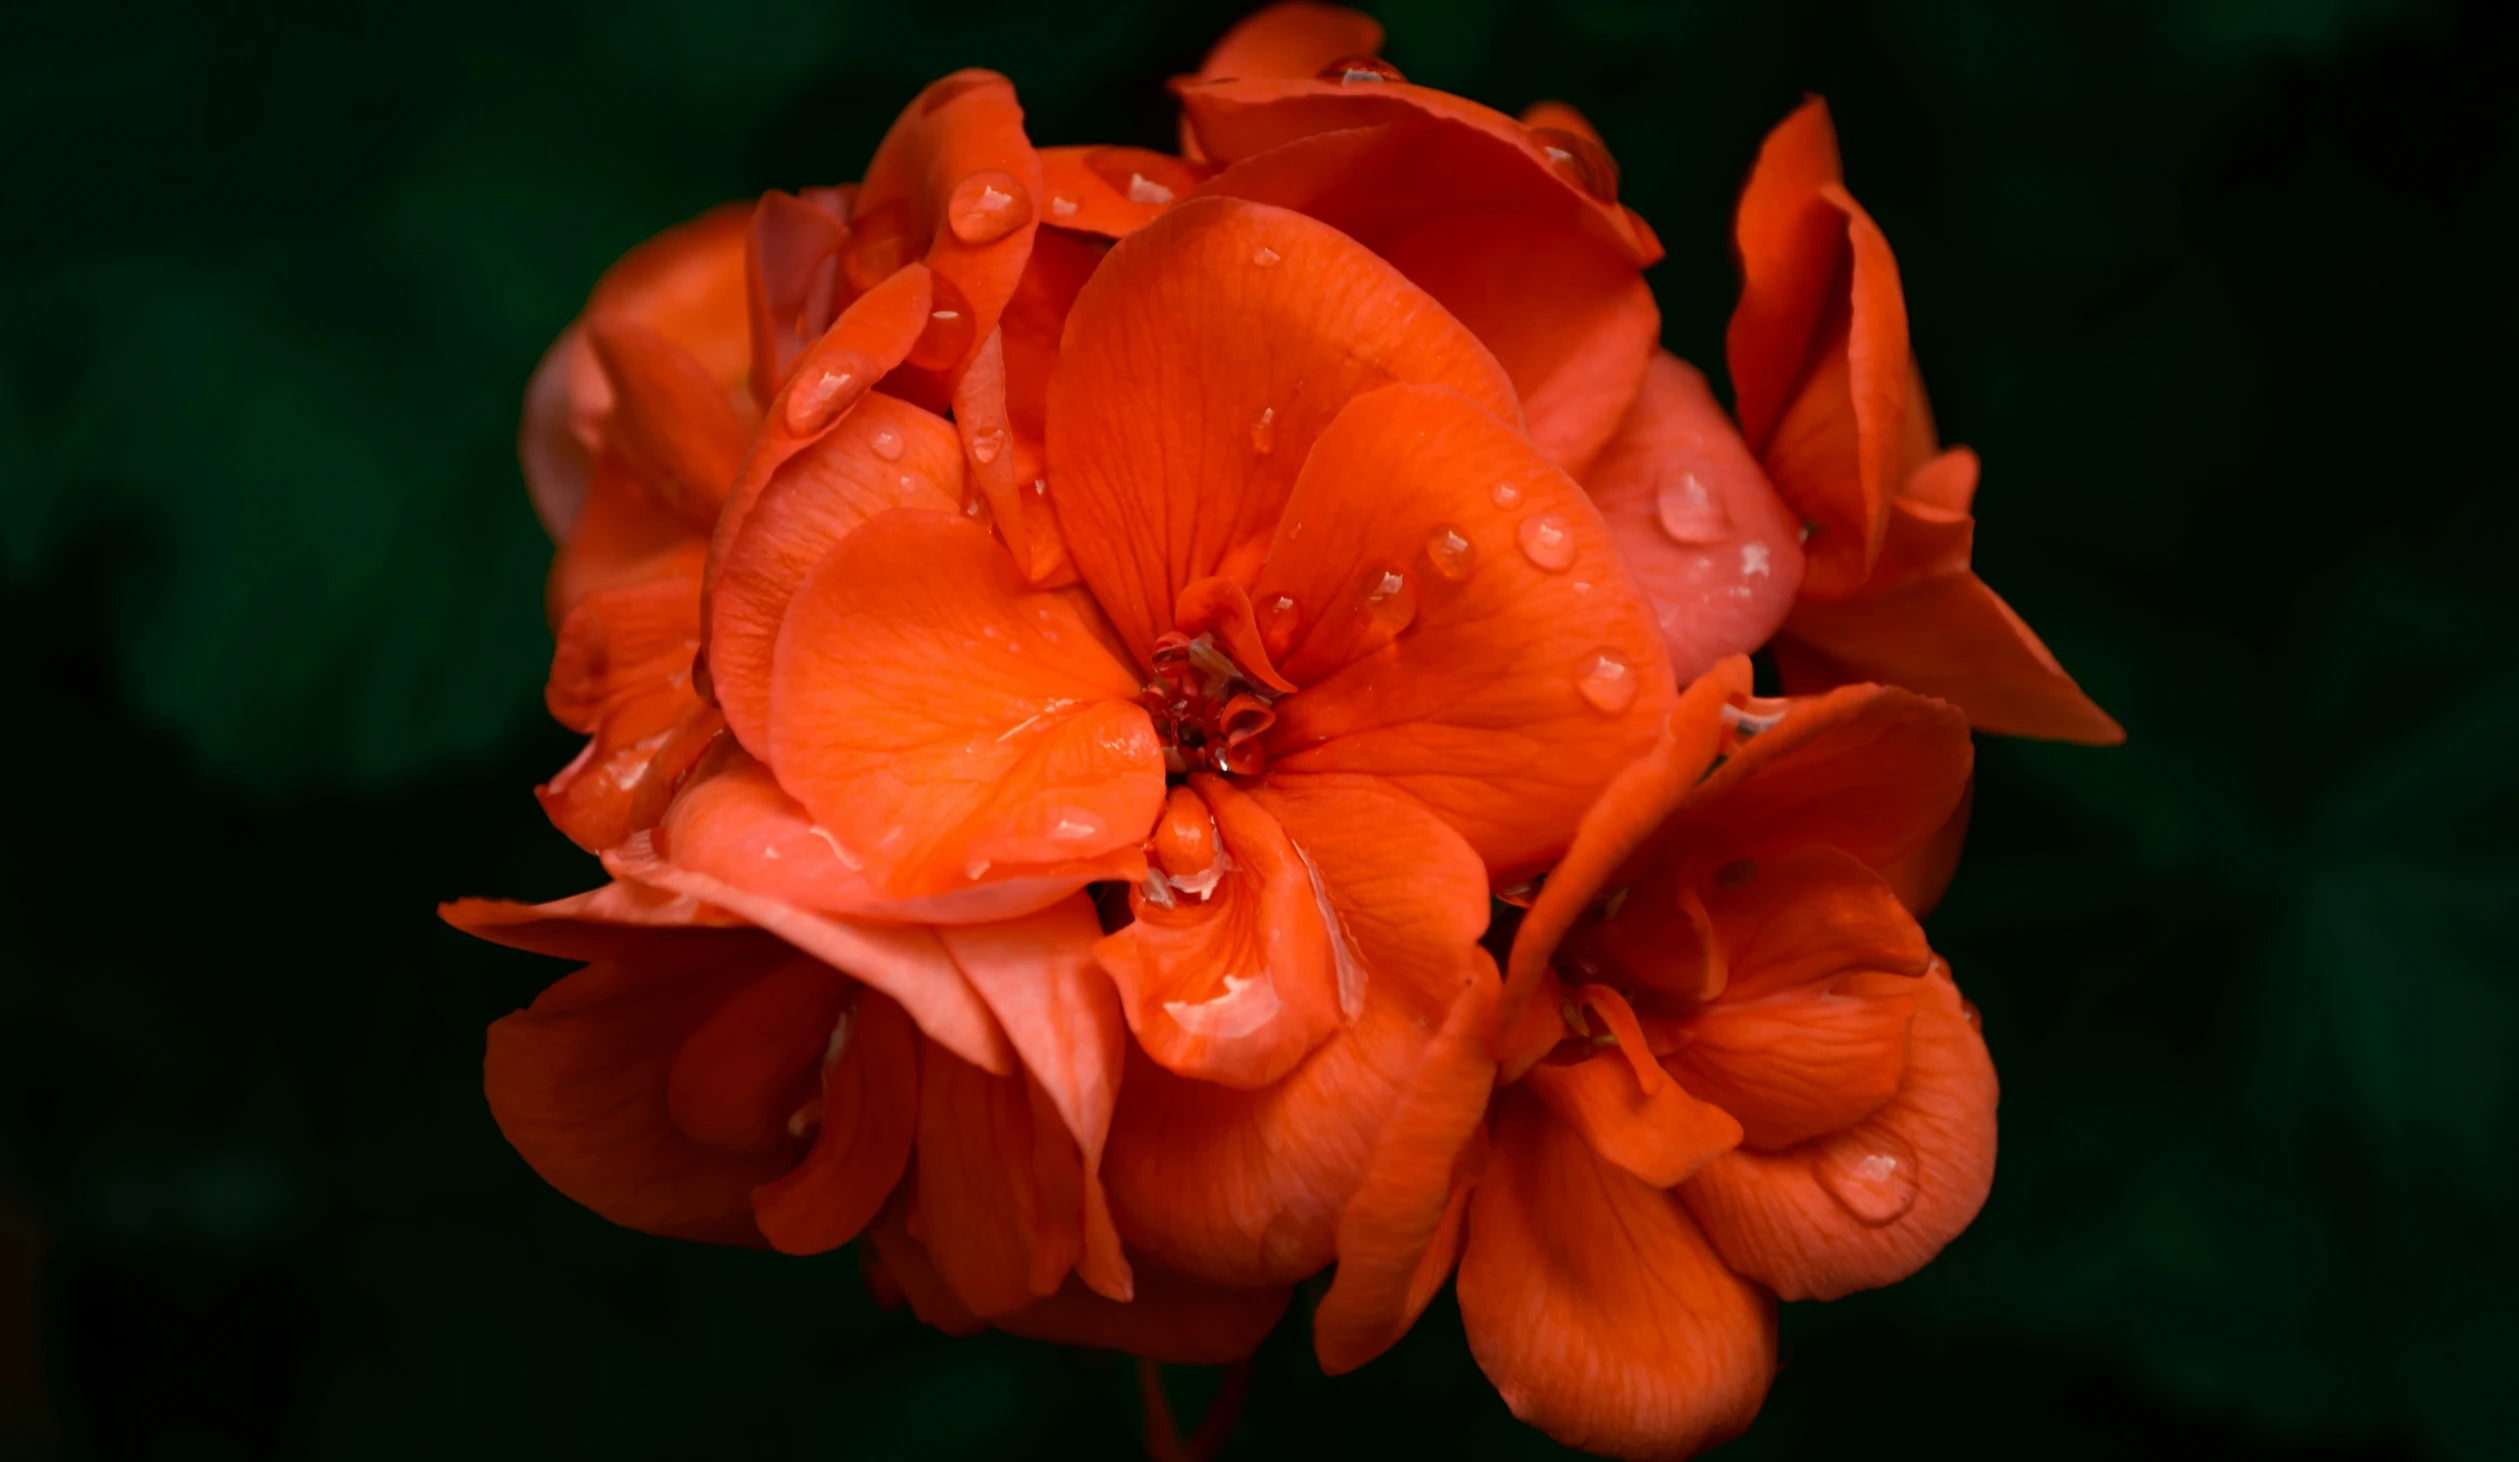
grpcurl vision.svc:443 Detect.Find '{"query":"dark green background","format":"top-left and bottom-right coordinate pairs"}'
top-left (5, 0), bottom-right (2513, 1456)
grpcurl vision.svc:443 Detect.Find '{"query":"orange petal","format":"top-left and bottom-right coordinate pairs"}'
top-left (1096, 777), bottom-right (1351, 1089)
top-left (535, 577), bottom-right (710, 854)
top-left (1727, 100), bottom-right (1913, 595)
top-left (1458, 1090), bottom-right (1776, 1459)
top-left (1256, 383), bottom-right (1674, 881)
top-left (1177, 80), bottom-right (1657, 267)
top-left (662, 954), bottom-right (849, 1156)
top-left (525, 202), bottom-right (752, 538)
top-left (1500, 659), bottom-right (1747, 1029)
top-left (1035, 146), bottom-right (1210, 238)
top-left (1778, 569), bottom-right (2126, 744)
top-left (657, 745), bottom-right (1133, 924)
top-left (743, 187), bottom-right (853, 407)
top-left (707, 393), bottom-right (963, 756)
top-left (993, 1267), bottom-right (1292, 1364)
top-left (706, 263), bottom-right (934, 605)
top-left (603, 831), bottom-right (1018, 1076)
top-left (851, 70), bottom-right (1045, 391)
top-left (1194, 3), bottom-right (1384, 84)
top-left (915, 1048), bottom-right (1089, 1318)
top-left (751, 988), bottom-right (919, 1255)
top-left (1313, 955), bottom-right (1498, 1373)
top-left (545, 451), bottom-right (710, 627)
top-left (998, 226), bottom-right (1101, 441)
top-left (1101, 777), bottom-right (1490, 1285)
top-left (484, 940), bottom-right (806, 1246)
top-left (939, 897), bottom-right (1133, 1300)
top-left (1525, 1040), bottom-right (1741, 1189)
top-left (1650, 849), bottom-right (1927, 1149)
top-left (1880, 775), bottom-right (1972, 916)
top-left (763, 509), bottom-right (1164, 899)
top-left (1045, 196), bottom-right (1521, 663)
top-left (1518, 100), bottom-right (1599, 142)
top-left (1682, 962), bottom-right (1997, 1300)
top-left (1581, 352), bottom-right (1806, 683)
top-left (439, 882), bottom-right (748, 962)
top-left (583, 315), bottom-right (750, 523)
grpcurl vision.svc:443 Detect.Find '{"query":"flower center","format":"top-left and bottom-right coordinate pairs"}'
top-left (1141, 631), bottom-right (1279, 778)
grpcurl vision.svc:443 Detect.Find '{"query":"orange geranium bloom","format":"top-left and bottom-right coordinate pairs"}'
top-left (1722, 99), bottom-right (2122, 743)
top-left (1292, 660), bottom-right (1998, 1457)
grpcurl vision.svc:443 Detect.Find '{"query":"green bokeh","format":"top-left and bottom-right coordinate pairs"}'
top-left (4, 0), bottom-right (2513, 1456)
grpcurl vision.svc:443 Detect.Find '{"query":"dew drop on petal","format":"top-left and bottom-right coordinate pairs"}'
top-left (1360, 564), bottom-right (1416, 633)
top-left (1050, 810), bottom-right (1105, 843)
top-left (969, 427), bottom-right (1007, 464)
top-left (1657, 471), bottom-right (1732, 545)
top-left (1575, 651), bottom-right (1637, 713)
top-left (870, 426), bottom-right (905, 461)
top-left (945, 169), bottom-right (1032, 244)
top-left (1259, 593), bottom-right (1300, 659)
top-left (1050, 192), bottom-right (1080, 218)
top-left (1423, 525), bottom-right (1473, 581)
top-left (1252, 244), bottom-right (1281, 266)
top-left (1816, 1131), bottom-right (1921, 1225)
top-left (1126, 173), bottom-right (1175, 205)
top-left (1317, 55), bottom-right (1405, 84)
top-left (1517, 514), bottom-right (1575, 571)
top-left (1250, 406), bottom-right (1276, 455)
top-left (782, 352), bottom-right (875, 433)
top-left (1529, 126), bottom-right (1620, 203)
top-left (1489, 480), bottom-right (1524, 509)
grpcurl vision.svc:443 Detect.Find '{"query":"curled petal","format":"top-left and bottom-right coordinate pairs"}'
top-left (752, 989), bottom-right (919, 1255)
top-left (1682, 963), bottom-right (1997, 1300)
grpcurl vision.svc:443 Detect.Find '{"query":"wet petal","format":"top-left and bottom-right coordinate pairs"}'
top-left (1046, 196), bottom-right (1520, 664)
top-left (707, 393), bottom-right (963, 756)
top-left (1194, 3), bottom-right (1384, 84)
top-left (1582, 352), bottom-right (1806, 682)
top-left (763, 509), bottom-right (1164, 901)
top-left (1256, 383), bottom-right (1673, 881)
top-left (1682, 963), bottom-right (1997, 1300)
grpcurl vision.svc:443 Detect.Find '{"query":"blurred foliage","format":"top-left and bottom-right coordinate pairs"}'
top-left (4, 0), bottom-right (2515, 1456)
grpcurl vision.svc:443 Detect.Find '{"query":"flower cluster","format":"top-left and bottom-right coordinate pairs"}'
top-left (449, 5), bottom-right (2117, 1456)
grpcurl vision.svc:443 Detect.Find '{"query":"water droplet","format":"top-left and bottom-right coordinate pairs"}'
top-left (1126, 173), bottom-right (1174, 205)
top-left (1049, 193), bottom-right (1080, 218)
top-left (1050, 811), bottom-right (1105, 843)
top-left (1360, 564), bottom-right (1416, 633)
top-left (783, 353), bottom-right (874, 433)
top-left (1816, 1132), bottom-right (1920, 1225)
top-left (945, 169), bottom-right (1033, 244)
top-left (1517, 514), bottom-right (1575, 571)
top-left (1250, 406), bottom-right (1276, 455)
top-left (1529, 125), bottom-right (1620, 203)
top-left (1576, 652), bottom-right (1637, 713)
top-left (1657, 471), bottom-right (1732, 544)
top-left (870, 426), bottom-right (904, 460)
top-left (1259, 593), bottom-right (1301, 659)
top-left (970, 427), bottom-right (1007, 464)
top-left (1084, 147), bottom-right (1198, 210)
top-left (907, 273), bottom-right (976, 372)
top-left (1251, 245), bottom-right (1281, 266)
top-left (1031, 477), bottom-right (1048, 496)
top-left (1489, 480), bottom-right (1524, 509)
top-left (1423, 525), bottom-right (1473, 581)
top-left (1316, 55), bottom-right (1405, 84)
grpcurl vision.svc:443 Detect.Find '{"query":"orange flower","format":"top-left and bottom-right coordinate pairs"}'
top-left (1725, 99), bottom-right (2122, 743)
top-left (1300, 660), bottom-right (1999, 1456)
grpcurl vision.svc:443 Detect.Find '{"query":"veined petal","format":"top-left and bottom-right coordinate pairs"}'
top-left (914, 1050), bottom-right (1086, 1318)
top-left (1582, 353), bottom-right (1806, 683)
top-left (1458, 1090), bottom-right (1775, 1461)
top-left (1525, 1045), bottom-right (1742, 1190)
top-left (763, 509), bottom-right (1164, 901)
top-left (1682, 963), bottom-right (1997, 1300)
top-left (1045, 196), bottom-right (1520, 664)
top-left (708, 394), bottom-right (963, 756)
top-left (1256, 383), bottom-right (1673, 881)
